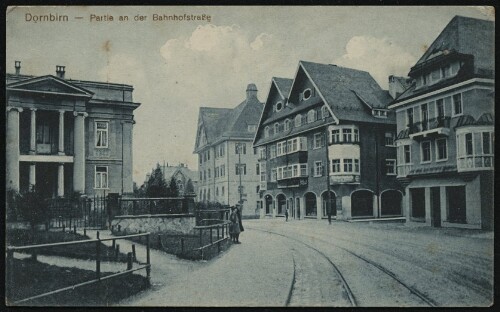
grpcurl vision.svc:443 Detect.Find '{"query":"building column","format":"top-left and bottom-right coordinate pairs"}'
top-left (29, 163), bottom-right (36, 190)
top-left (373, 194), bottom-right (380, 218)
top-left (58, 163), bottom-right (65, 197)
top-left (317, 195), bottom-right (322, 219)
top-left (424, 187), bottom-right (432, 225)
top-left (30, 108), bottom-right (37, 155)
top-left (73, 112), bottom-right (87, 193)
top-left (6, 106), bottom-right (23, 192)
top-left (58, 110), bottom-right (65, 155)
top-left (121, 120), bottom-right (135, 194)
top-left (440, 186), bottom-right (447, 225)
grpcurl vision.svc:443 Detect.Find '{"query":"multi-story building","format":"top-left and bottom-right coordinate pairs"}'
top-left (6, 62), bottom-right (140, 197)
top-left (254, 61), bottom-right (401, 220)
top-left (194, 84), bottom-right (263, 218)
top-left (388, 16), bottom-right (494, 230)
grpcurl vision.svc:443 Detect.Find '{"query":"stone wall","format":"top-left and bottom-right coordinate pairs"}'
top-left (111, 214), bottom-right (196, 236)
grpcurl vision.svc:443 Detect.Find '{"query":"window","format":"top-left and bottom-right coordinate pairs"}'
top-left (207, 150), bottom-right (210, 160)
top-left (247, 125), bottom-right (256, 132)
top-left (260, 163), bottom-right (266, 182)
top-left (270, 145), bottom-right (277, 158)
top-left (321, 105), bottom-right (330, 119)
top-left (385, 132), bottom-right (395, 146)
top-left (453, 93), bottom-right (463, 116)
top-left (256, 163), bottom-right (260, 175)
top-left (277, 141), bottom-right (285, 156)
top-left (354, 159), bottom-right (360, 173)
top-left (436, 99), bottom-right (445, 119)
top-left (95, 121), bottom-right (109, 148)
top-left (222, 186), bottom-right (225, 196)
top-left (354, 129), bottom-right (359, 142)
top-left (264, 126), bottom-right (270, 138)
top-left (331, 159), bottom-right (341, 173)
top-left (386, 160), bottom-right (396, 175)
top-left (300, 164), bottom-right (307, 176)
top-left (258, 147), bottom-right (266, 160)
top-left (199, 155), bottom-right (202, 164)
top-left (274, 123), bottom-right (280, 135)
top-left (284, 119), bottom-right (291, 131)
top-left (407, 108), bottom-right (414, 127)
top-left (436, 138), bottom-right (448, 161)
top-left (207, 189), bottom-right (210, 201)
top-left (208, 169), bottom-right (211, 179)
top-left (199, 172), bottom-right (202, 181)
top-left (331, 129), bottom-right (340, 143)
top-left (314, 133), bottom-right (323, 149)
top-left (421, 141), bottom-right (431, 162)
top-left (95, 166), bottom-right (108, 189)
top-left (235, 143), bottom-right (246, 154)
top-left (441, 65), bottom-right (450, 78)
top-left (465, 133), bottom-right (473, 155)
top-left (216, 187), bottom-right (219, 196)
top-left (483, 132), bottom-right (492, 154)
top-left (276, 101), bottom-right (283, 111)
top-left (344, 159), bottom-right (353, 172)
top-left (295, 114), bottom-right (302, 127)
top-left (303, 88), bottom-right (312, 100)
top-left (236, 164), bottom-right (246, 175)
top-left (421, 104), bottom-right (429, 131)
top-left (343, 128), bottom-right (352, 142)
top-left (314, 161), bottom-right (323, 177)
top-left (271, 168), bottom-right (277, 182)
top-left (307, 109), bottom-right (316, 123)
top-left (222, 165), bottom-right (225, 176)
top-left (403, 145), bottom-right (411, 164)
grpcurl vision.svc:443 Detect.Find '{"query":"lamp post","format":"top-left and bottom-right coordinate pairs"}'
top-left (236, 143), bottom-right (243, 206)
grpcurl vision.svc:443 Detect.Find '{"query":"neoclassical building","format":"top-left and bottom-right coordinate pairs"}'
top-left (6, 63), bottom-right (140, 197)
top-left (194, 84), bottom-right (263, 218)
top-left (254, 61), bottom-right (401, 220)
top-left (388, 16), bottom-right (494, 229)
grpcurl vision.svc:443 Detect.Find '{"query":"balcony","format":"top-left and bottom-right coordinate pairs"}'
top-left (408, 117), bottom-right (450, 141)
top-left (457, 155), bottom-right (494, 172)
top-left (329, 174), bottom-right (360, 185)
top-left (396, 164), bottom-right (413, 178)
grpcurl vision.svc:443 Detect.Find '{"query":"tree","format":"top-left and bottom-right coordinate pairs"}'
top-left (17, 186), bottom-right (50, 232)
top-left (145, 165), bottom-right (169, 197)
top-left (185, 179), bottom-right (195, 195)
top-left (168, 177), bottom-right (179, 197)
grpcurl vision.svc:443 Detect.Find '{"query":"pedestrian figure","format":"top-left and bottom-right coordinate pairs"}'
top-left (229, 206), bottom-right (242, 243)
top-left (285, 207), bottom-right (289, 222)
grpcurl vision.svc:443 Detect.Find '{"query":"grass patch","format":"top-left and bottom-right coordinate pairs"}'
top-left (7, 258), bottom-right (149, 306)
top-left (7, 229), bottom-right (128, 262)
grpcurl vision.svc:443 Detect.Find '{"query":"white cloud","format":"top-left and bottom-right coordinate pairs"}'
top-left (334, 36), bottom-right (417, 89)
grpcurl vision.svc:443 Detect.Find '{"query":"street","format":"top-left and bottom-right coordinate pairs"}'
top-left (118, 219), bottom-right (493, 307)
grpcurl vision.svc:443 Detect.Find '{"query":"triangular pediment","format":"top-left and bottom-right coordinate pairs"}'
top-left (7, 75), bottom-right (93, 97)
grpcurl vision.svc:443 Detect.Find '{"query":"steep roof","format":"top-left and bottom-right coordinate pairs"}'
top-left (194, 86), bottom-right (264, 152)
top-left (273, 77), bottom-right (293, 99)
top-left (300, 61), bottom-right (394, 124)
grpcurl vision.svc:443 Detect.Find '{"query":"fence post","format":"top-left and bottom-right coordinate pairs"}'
top-left (96, 232), bottom-right (101, 280)
top-left (133, 200), bottom-right (136, 215)
top-left (146, 234), bottom-right (151, 284)
top-left (132, 244), bottom-right (136, 262)
top-left (127, 252), bottom-right (133, 270)
top-left (6, 249), bottom-right (14, 300)
top-left (112, 239), bottom-right (116, 250)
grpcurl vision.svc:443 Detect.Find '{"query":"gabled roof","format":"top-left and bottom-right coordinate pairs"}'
top-left (299, 61), bottom-right (394, 124)
top-left (6, 75), bottom-right (94, 97)
top-left (194, 88), bottom-right (264, 152)
top-left (273, 77), bottom-right (293, 99)
top-left (414, 16), bottom-right (494, 74)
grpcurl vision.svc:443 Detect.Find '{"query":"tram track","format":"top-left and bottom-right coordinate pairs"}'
top-left (249, 226), bottom-right (435, 307)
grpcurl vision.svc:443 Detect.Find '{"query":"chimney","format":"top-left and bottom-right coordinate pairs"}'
top-left (246, 83), bottom-right (258, 100)
top-left (15, 61), bottom-right (21, 75)
top-left (56, 65), bottom-right (66, 79)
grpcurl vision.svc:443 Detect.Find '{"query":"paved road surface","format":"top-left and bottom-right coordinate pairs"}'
top-left (87, 219), bottom-right (492, 307)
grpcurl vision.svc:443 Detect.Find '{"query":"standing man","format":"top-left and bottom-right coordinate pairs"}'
top-left (285, 207), bottom-right (289, 222)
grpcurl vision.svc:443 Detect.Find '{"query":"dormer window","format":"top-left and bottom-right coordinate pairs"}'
top-left (441, 65), bottom-right (451, 78)
top-left (264, 126), bottom-right (270, 138)
top-left (276, 101), bottom-right (283, 112)
top-left (295, 114), bottom-right (302, 127)
top-left (284, 119), bottom-right (291, 131)
top-left (274, 122), bottom-right (280, 135)
top-left (307, 109), bottom-right (316, 123)
top-left (247, 124), bottom-right (256, 132)
top-left (303, 88), bottom-right (312, 101)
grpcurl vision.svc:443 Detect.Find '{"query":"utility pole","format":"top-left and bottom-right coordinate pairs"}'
top-left (325, 130), bottom-right (332, 224)
top-left (237, 143), bottom-right (243, 206)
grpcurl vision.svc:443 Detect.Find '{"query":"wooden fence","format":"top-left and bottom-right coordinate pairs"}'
top-left (6, 232), bottom-right (151, 305)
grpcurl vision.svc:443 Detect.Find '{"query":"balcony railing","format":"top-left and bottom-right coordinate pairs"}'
top-left (408, 117), bottom-right (451, 140)
top-left (457, 155), bottom-right (494, 172)
top-left (397, 164), bottom-right (413, 178)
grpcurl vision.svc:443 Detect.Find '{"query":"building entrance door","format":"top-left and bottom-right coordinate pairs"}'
top-left (447, 186), bottom-right (466, 223)
top-left (430, 187), bottom-right (441, 227)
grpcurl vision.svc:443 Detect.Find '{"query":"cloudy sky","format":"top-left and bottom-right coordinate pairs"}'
top-left (6, 6), bottom-right (494, 183)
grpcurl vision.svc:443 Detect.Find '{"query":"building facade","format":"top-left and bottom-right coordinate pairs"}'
top-left (194, 84), bottom-right (264, 218)
top-left (254, 61), bottom-right (402, 220)
top-left (388, 16), bottom-right (494, 230)
top-left (6, 63), bottom-right (140, 198)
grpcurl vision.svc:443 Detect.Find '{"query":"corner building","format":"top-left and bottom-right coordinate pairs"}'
top-left (254, 61), bottom-right (401, 220)
top-left (194, 84), bottom-right (264, 218)
top-left (5, 63), bottom-right (140, 197)
top-left (388, 16), bottom-right (494, 230)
